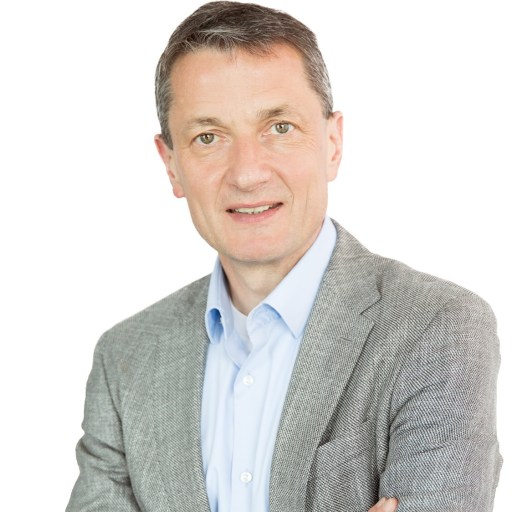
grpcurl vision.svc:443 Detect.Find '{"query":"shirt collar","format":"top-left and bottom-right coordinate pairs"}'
top-left (205, 259), bottom-right (233, 344)
top-left (262, 217), bottom-right (336, 338)
top-left (205, 217), bottom-right (337, 342)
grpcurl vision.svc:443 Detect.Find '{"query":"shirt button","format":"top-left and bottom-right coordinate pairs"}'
top-left (242, 374), bottom-right (254, 387)
top-left (240, 472), bottom-right (253, 484)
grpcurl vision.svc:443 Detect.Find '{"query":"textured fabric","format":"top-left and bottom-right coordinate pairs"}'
top-left (202, 218), bottom-right (336, 511)
top-left (67, 221), bottom-right (502, 512)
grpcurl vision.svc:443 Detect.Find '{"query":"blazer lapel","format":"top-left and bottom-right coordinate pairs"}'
top-left (269, 223), bottom-right (381, 512)
top-left (152, 284), bottom-right (212, 512)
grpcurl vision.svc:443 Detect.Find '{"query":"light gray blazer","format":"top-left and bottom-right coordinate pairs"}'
top-left (67, 222), bottom-right (502, 511)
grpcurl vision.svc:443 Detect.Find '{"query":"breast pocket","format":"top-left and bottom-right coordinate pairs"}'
top-left (305, 422), bottom-right (379, 512)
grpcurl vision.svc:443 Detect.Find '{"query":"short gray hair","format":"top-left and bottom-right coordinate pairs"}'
top-left (155, 1), bottom-right (333, 148)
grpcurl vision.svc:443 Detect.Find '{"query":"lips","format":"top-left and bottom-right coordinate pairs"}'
top-left (227, 203), bottom-right (281, 215)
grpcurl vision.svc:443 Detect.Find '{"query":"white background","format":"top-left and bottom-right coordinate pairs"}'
top-left (1, 0), bottom-right (510, 509)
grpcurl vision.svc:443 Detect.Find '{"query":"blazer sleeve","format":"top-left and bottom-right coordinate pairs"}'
top-left (379, 291), bottom-right (502, 510)
top-left (66, 335), bottom-right (142, 512)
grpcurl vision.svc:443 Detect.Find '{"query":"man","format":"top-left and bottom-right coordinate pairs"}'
top-left (67, 2), bottom-right (502, 511)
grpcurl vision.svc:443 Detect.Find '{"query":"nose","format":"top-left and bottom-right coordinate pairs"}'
top-left (226, 137), bottom-right (272, 191)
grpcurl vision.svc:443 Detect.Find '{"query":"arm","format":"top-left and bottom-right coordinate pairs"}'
top-left (380, 292), bottom-right (502, 510)
top-left (67, 336), bottom-right (141, 512)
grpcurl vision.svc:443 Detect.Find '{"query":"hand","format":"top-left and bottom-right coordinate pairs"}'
top-left (368, 497), bottom-right (399, 512)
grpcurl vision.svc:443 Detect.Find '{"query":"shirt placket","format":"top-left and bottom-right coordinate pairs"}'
top-left (230, 308), bottom-right (274, 511)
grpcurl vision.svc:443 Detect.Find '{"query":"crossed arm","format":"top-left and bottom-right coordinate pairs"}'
top-left (377, 292), bottom-right (502, 510)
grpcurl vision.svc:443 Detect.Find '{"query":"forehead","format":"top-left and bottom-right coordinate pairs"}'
top-left (170, 43), bottom-right (307, 81)
top-left (168, 44), bottom-right (322, 117)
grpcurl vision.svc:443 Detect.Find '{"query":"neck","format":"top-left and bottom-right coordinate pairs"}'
top-left (219, 258), bottom-right (291, 315)
top-left (219, 222), bottom-right (326, 315)
top-left (220, 229), bottom-right (322, 314)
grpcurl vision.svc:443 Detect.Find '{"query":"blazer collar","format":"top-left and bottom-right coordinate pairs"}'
top-left (152, 280), bottom-right (212, 512)
top-left (269, 221), bottom-right (381, 512)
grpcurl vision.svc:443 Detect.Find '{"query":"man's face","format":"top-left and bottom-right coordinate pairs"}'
top-left (156, 44), bottom-right (342, 271)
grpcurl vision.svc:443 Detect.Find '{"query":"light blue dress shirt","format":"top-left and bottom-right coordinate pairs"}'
top-left (202, 218), bottom-right (337, 512)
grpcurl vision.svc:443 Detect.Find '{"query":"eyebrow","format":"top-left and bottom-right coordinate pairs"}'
top-left (256, 105), bottom-right (301, 121)
top-left (182, 105), bottom-right (303, 133)
top-left (183, 117), bottom-right (226, 131)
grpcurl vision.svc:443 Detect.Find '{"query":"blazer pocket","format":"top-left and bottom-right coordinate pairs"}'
top-left (306, 422), bottom-right (378, 512)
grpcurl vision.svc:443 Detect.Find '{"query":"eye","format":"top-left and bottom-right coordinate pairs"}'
top-left (271, 122), bottom-right (294, 135)
top-left (195, 133), bottom-right (217, 145)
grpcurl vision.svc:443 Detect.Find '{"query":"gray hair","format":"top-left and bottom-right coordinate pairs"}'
top-left (155, 1), bottom-right (333, 148)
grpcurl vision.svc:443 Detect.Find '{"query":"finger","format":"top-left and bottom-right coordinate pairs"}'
top-left (368, 496), bottom-right (399, 511)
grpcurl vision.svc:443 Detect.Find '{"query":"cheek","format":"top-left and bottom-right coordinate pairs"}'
top-left (174, 159), bottom-right (210, 198)
top-left (180, 151), bottom-right (226, 187)
top-left (290, 151), bottom-right (331, 191)
top-left (177, 167), bottom-right (222, 221)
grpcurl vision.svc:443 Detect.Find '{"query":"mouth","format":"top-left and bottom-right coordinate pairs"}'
top-left (227, 203), bottom-right (282, 215)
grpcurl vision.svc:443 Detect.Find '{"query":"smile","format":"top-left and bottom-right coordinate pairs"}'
top-left (227, 204), bottom-right (281, 215)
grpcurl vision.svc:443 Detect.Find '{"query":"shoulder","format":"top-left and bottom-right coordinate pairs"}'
top-left (331, 221), bottom-right (496, 330)
top-left (94, 274), bottom-right (211, 362)
top-left (373, 250), bottom-right (495, 329)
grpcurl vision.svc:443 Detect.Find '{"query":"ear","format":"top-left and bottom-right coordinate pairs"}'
top-left (154, 134), bottom-right (185, 198)
top-left (326, 111), bottom-right (343, 182)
